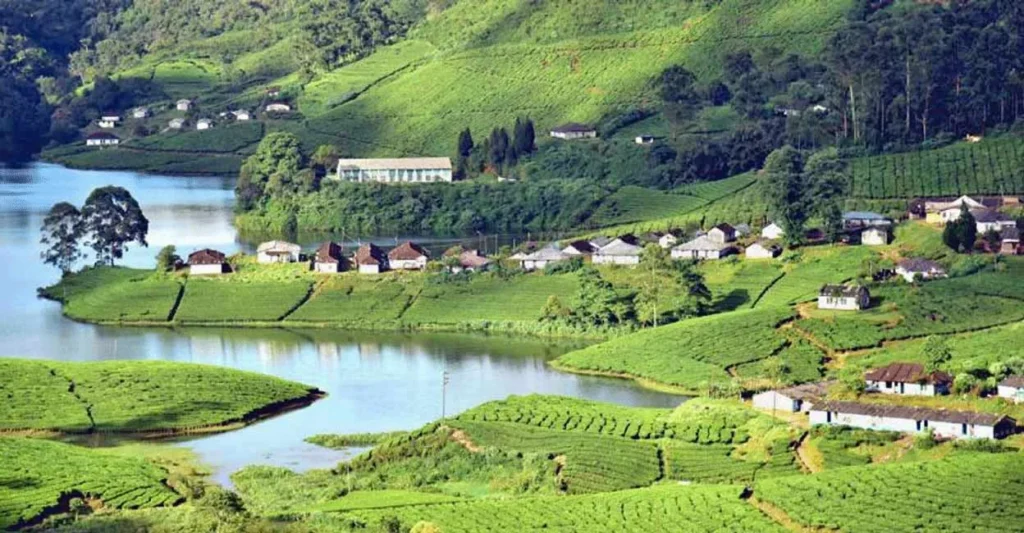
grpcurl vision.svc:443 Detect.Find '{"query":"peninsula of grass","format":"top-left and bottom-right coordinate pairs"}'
top-left (0, 437), bottom-right (183, 530)
top-left (0, 358), bottom-right (322, 435)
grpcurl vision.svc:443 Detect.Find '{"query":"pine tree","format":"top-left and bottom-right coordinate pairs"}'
top-left (457, 128), bottom-right (474, 158)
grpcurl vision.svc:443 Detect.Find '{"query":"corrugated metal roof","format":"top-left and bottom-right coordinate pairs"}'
top-left (337, 158), bottom-right (452, 171)
top-left (814, 400), bottom-right (1012, 427)
top-left (865, 362), bottom-right (951, 385)
top-left (675, 236), bottom-right (731, 251)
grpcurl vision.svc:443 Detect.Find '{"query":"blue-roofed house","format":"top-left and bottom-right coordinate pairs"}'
top-left (843, 211), bottom-right (891, 230)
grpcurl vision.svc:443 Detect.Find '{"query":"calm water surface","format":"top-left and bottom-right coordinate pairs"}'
top-left (0, 163), bottom-right (682, 486)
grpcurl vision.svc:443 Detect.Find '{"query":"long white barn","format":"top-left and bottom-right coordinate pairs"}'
top-left (334, 158), bottom-right (453, 184)
top-left (810, 400), bottom-right (1015, 440)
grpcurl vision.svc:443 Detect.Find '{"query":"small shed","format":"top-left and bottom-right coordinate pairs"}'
top-left (176, 99), bottom-right (193, 111)
top-left (354, 243), bottom-right (387, 274)
top-left (188, 249), bottom-right (227, 275)
top-left (314, 241), bottom-right (345, 273)
top-left (196, 118), bottom-right (214, 130)
top-left (895, 258), bottom-right (947, 282)
top-left (231, 110), bottom-right (252, 121)
top-left (865, 362), bottom-right (952, 396)
top-left (388, 241), bottom-right (429, 270)
top-left (1001, 227), bottom-right (1021, 255)
top-left (761, 223), bottom-right (785, 241)
top-left (257, 240), bottom-right (301, 264)
top-left (98, 115), bottom-right (121, 128)
top-left (752, 381), bottom-right (833, 413)
top-left (634, 135), bottom-right (655, 145)
top-left (861, 226), bottom-right (890, 246)
top-left (593, 238), bottom-right (642, 266)
top-left (997, 376), bottom-right (1024, 403)
top-left (169, 118), bottom-right (186, 129)
top-left (549, 123), bottom-right (597, 140)
top-left (818, 284), bottom-right (869, 311)
top-left (745, 242), bottom-right (781, 260)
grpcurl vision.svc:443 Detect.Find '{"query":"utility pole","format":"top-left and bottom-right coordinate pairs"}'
top-left (441, 368), bottom-right (450, 422)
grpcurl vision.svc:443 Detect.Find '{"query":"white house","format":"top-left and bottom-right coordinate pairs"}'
top-left (761, 223), bottom-right (785, 241)
top-left (132, 107), bottom-right (150, 119)
top-left (196, 119), bottom-right (214, 130)
top-left (864, 362), bottom-right (952, 396)
top-left (745, 242), bottom-right (781, 260)
top-left (673, 236), bottom-right (735, 260)
top-left (861, 226), bottom-right (890, 246)
top-left (335, 158), bottom-right (454, 184)
top-left (818, 284), bottom-right (870, 311)
top-left (593, 238), bottom-right (642, 266)
top-left (98, 115), bottom-right (121, 128)
top-left (265, 102), bottom-right (292, 112)
top-left (973, 209), bottom-right (1016, 234)
top-left (997, 376), bottom-right (1024, 403)
top-left (168, 118), bottom-right (186, 130)
top-left (354, 243), bottom-right (387, 274)
top-left (520, 246), bottom-right (568, 271)
top-left (549, 123), bottom-right (597, 140)
top-left (256, 240), bottom-right (301, 264)
top-left (85, 132), bottom-right (120, 147)
top-left (388, 241), bottom-right (429, 271)
top-left (589, 236), bottom-right (613, 249)
top-left (176, 99), bottom-right (193, 111)
top-left (314, 242), bottom-right (345, 273)
top-left (188, 249), bottom-right (227, 275)
top-left (634, 135), bottom-right (655, 145)
top-left (1002, 227), bottom-right (1021, 255)
top-left (658, 232), bottom-right (683, 249)
top-left (752, 382), bottom-right (832, 413)
top-left (231, 110), bottom-right (252, 121)
top-left (810, 401), bottom-right (1016, 440)
top-left (895, 258), bottom-right (947, 282)
top-left (707, 223), bottom-right (736, 244)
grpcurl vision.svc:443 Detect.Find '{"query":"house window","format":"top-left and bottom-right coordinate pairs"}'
top-left (886, 381), bottom-right (893, 389)
top-left (923, 420), bottom-right (929, 429)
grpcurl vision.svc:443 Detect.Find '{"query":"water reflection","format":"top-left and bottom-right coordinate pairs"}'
top-left (0, 163), bottom-right (685, 485)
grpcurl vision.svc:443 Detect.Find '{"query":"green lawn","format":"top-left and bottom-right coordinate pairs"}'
top-left (555, 307), bottom-right (795, 389)
top-left (0, 437), bottom-right (182, 530)
top-left (401, 274), bottom-right (579, 324)
top-left (131, 121), bottom-right (264, 153)
top-left (0, 359), bottom-right (317, 433)
top-left (588, 186), bottom-right (707, 227)
top-left (175, 280), bottom-right (312, 322)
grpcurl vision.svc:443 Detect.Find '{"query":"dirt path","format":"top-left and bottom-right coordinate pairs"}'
top-left (793, 433), bottom-right (823, 474)
top-left (448, 428), bottom-right (482, 453)
top-left (749, 497), bottom-right (822, 533)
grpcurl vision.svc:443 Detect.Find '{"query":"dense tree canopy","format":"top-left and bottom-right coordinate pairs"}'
top-left (81, 186), bottom-right (149, 266)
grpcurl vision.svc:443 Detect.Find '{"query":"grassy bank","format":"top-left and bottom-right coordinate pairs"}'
top-left (0, 358), bottom-right (321, 435)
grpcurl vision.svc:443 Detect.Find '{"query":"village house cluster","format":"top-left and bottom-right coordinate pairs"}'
top-left (911, 195), bottom-right (1021, 254)
top-left (753, 361), bottom-right (1022, 440)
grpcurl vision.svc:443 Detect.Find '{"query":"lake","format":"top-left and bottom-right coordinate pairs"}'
top-left (0, 163), bottom-right (683, 485)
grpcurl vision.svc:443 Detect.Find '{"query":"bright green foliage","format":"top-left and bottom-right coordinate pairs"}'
top-left (847, 135), bottom-right (1024, 198)
top-left (701, 261), bottom-right (785, 311)
top-left (175, 280), bottom-right (311, 322)
top-left (132, 122), bottom-right (264, 153)
top-left (756, 453), bottom-right (1024, 532)
top-left (348, 484), bottom-right (785, 532)
top-left (665, 439), bottom-right (799, 483)
top-left (855, 322), bottom-right (1024, 371)
top-left (64, 279), bottom-right (182, 322)
top-left (452, 420), bottom-right (661, 494)
top-left (288, 276), bottom-right (419, 323)
top-left (808, 426), bottom-right (901, 470)
top-left (588, 187), bottom-right (707, 227)
top-left (41, 267), bottom-right (152, 302)
top-left (0, 437), bottom-right (181, 530)
top-left (299, 40), bottom-right (437, 116)
top-left (733, 338), bottom-right (823, 384)
top-left (403, 275), bottom-right (579, 324)
top-left (756, 246), bottom-right (876, 307)
top-left (799, 281), bottom-right (1024, 350)
top-left (305, 431), bottom-right (408, 449)
top-left (305, 490), bottom-right (462, 513)
top-left (556, 308), bottom-right (794, 389)
top-left (0, 359), bottom-right (315, 432)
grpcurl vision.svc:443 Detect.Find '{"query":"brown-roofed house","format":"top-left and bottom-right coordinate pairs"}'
top-left (453, 249), bottom-right (491, 272)
top-left (388, 241), bottom-right (429, 270)
top-left (354, 243), bottom-right (387, 274)
top-left (314, 242), bottom-right (346, 273)
top-left (810, 400), bottom-right (1015, 440)
top-left (188, 249), bottom-right (227, 275)
top-left (865, 362), bottom-right (952, 396)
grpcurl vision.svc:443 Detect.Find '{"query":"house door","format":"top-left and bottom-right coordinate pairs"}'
top-left (826, 412), bottom-right (832, 423)
top-left (899, 383), bottom-right (905, 394)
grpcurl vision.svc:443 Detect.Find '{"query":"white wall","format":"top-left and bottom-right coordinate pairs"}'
top-left (315, 262), bottom-right (340, 273)
top-left (752, 391), bottom-right (799, 412)
top-left (358, 264), bottom-right (381, 274)
top-left (818, 296), bottom-right (862, 310)
top-left (998, 385), bottom-right (1022, 403)
top-left (866, 380), bottom-right (939, 396)
top-left (593, 255), bottom-right (639, 266)
top-left (811, 410), bottom-right (1002, 439)
top-left (746, 247), bottom-right (777, 260)
top-left (391, 258), bottom-right (427, 270)
top-left (257, 251), bottom-right (298, 264)
top-left (190, 264), bottom-right (223, 275)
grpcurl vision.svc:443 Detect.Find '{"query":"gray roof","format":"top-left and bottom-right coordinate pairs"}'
top-left (597, 238), bottom-right (642, 256)
top-left (973, 209), bottom-right (1014, 223)
top-left (843, 211), bottom-right (888, 221)
top-left (820, 284), bottom-right (868, 298)
top-left (1003, 227), bottom-right (1020, 242)
top-left (551, 123), bottom-right (595, 133)
top-left (589, 236), bottom-right (613, 248)
top-left (770, 381), bottom-right (834, 401)
top-left (338, 158), bottom-right (452, 171)
top-left (675, 236), bottom-right (731, 251)
top-left (897, 258), bottom-right (945, 273)
top-left (814, 400), bottom-right (1013, 427)
top-left (524, 246), bottom-right (568, 261)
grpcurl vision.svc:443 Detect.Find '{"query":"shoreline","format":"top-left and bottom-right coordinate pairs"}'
top-left (546, 359), bottom-right (696, 396)
top-left (0, 389), bottom-right (326, 440)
